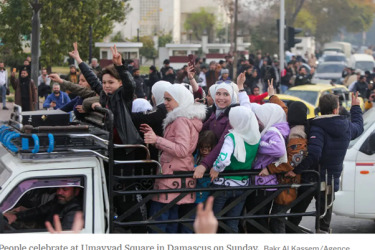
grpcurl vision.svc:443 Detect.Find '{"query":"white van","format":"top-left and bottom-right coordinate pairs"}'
top-left (348, 54), bottom-right (375, 74)
top-left (333, 108), bottom-right (375, 219)
top-left (324, 42), bottom-right (352, 59)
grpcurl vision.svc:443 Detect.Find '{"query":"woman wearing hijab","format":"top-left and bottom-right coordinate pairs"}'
top-left (132, 98), bottom-right (152, 113)
top-left (131, 81), bottom-right (171, 161)
top-left (142, 84), bottom-right (206, 233)
top-left (237, 77), bottom-right (290, 232)
top-left (209, 106), bottom-right (260, 233)
top-left (193, 83), bottom-right (237, 179)
top-left (10, 69), bottom-right (37, 111)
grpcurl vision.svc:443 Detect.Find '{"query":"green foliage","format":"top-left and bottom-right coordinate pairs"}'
top-left (131, 36), bottom-right (156, 61)
top-left (158, 32), bottom-right (173, 48)
top-left (0, 0), bottom-right (132, 66)
top-left (184, 8), bottom-right (216, 40)
top-left (111, 31), bottom-right (126, 42)
top-left (7, 97), bottom-right (14, 103)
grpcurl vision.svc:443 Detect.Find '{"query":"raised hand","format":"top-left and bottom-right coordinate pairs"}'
top-left (68, 42), bottom-right (83, 64)
top-left (48, 73), bottom-right (63, 84)
top-left (187, 65), bottom-right (195, 79)
top-left (111, 45), bottom-right (123, 66)
top-left (194, 196), bottom-right (218, 234)
top-left (268, 79), bottom-right (275, 96)
top-left (237, 71), bottom-right (246, 89)
top-left (352, 91), bottom-right (360, 107)
top-left (45, 212), bottom-right (84, 234)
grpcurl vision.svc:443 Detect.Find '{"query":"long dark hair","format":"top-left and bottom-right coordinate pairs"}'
top-left (197, 131), bottom-right (218, 151)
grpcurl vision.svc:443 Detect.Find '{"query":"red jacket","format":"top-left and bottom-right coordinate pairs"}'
top-left (249, 92), bottom-right (268, 104)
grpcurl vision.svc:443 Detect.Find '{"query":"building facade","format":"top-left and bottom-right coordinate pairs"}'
top-left (111, 0), bottom-right (228, 44)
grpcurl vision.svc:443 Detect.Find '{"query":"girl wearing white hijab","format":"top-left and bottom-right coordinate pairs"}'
top-left (193, 83), bottom-right (238, 179)
top-left (142, 84), bottom-right (206, 233)
top-left (131, 80), bottom-right (172, 161)
top-left (209, 106), bottom-right (260, 233)
top-left (132, 98), bottom-right (152, 113)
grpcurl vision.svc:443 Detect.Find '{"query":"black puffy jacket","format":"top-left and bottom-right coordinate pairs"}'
top-left (79, 62), bottom-right (143, 152)
top-left (16, 197), bottom-right (82, 229)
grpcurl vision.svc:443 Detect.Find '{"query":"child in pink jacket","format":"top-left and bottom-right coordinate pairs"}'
top-left (142, 84), bottom-right (206, 233)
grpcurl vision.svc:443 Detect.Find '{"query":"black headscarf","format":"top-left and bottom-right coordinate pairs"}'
top-left (288, 101), bottom-right (310, 135)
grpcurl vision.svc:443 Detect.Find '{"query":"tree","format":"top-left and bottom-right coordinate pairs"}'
top-left (184, 8), bottom-right (216, 41)
top-left (158, 32), bottom-right (173, 48)
top-left (0, 0), bottom-right (132, 67)
top-left (111, 32), bottom-right (126, 42)
top-left (131, 36), bottom-right (156, 63)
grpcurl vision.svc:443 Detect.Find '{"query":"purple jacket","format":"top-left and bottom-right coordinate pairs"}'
top-left (253, 122), bottom-right (290, 190)
top-left (200, 111), bottom-right (231, 169)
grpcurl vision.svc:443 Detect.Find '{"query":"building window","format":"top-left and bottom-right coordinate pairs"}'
top-left (139, 0), bottom-right (160, 36)
top-left (101, 51), bottom-right (108, 59)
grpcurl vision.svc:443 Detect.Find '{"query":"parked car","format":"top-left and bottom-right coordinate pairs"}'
top-left (314, 62), bottom-right (347, 84)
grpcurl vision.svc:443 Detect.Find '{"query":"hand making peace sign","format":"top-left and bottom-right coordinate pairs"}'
top-left (111, 45), bottom-right (123, 66)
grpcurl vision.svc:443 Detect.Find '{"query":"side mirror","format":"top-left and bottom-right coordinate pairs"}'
top-left (314, 107), bottom-right (320, 116)
top-left (368, 133), bottom-right (375, 153)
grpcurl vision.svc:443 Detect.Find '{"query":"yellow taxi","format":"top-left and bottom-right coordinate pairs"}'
top-left (264, 94), bottom-right (316, 119)
top-left (284, 84), bottom-right (365, 112)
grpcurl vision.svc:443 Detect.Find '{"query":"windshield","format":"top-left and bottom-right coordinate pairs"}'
top-left (0, 177), bottom-right (83, 213)
top-left (348, 108), bottom-right (375, 148)
top-left (0, 160), bottom-right (11, 189)
top-left (325, 48), bottom-right (343, 53)
top-left (316, 64), bottom-right (345, 74)
top-left (324, 56), bottom-right (346, 62)
top-left (355, 61), bottom-right (374, 72)
top-left (284, 90), bottom-right (318, 106)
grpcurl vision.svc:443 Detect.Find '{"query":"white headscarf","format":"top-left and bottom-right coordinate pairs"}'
top-left (151, 81), bottom-right (172, 106)
top-left (253, 103), bottom-right (286, 136)
top-left (132, 99), bottom-right (153, 113)
top-left (165, 84), bottom-right (194, 109)
top-left (229, 106), bottom-right (260, 163)
top-left (213, 84), bottom-right (238, 119)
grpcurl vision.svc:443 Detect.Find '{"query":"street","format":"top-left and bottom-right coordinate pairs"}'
top-left (0, 101), bottom-right (374, 234)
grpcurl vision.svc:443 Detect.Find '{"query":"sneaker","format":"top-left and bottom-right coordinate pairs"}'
top-left (2, 107), bottom-right (8, 110)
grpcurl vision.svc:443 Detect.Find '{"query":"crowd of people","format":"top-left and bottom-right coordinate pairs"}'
top-left (0, 44), bottom-right (365, 234)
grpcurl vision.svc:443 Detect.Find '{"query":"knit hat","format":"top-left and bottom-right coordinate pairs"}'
top-left (221, 69), bottom-right (229, 75)
top-left (288, 101), bottom-right (308, 126)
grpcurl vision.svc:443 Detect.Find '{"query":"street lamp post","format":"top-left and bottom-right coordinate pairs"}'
top-left (89, 25), bottom-right (92, 65)
top-left (188, 30), bottom-right (193, 44)
top-left (30, 0), bottom-right (42, 110)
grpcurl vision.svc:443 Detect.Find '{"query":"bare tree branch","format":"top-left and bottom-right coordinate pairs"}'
top-left (290, 0), bottom-right (306, 25)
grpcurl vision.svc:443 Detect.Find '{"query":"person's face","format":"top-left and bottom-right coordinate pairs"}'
top-left (149, 69), bottom-right (153, 74)
top-left (102, 74), bottom-right (122, 94)
top-left (215, 65), bottom-right (221, 72)
top-left (362, 77), bottom-right (367, 83)
top-left (42, 70), bottom-right (47, 76)
top-left (0, 63), bottom-right (4, 69)
top-left (133, 70), bottom-right (140, 77)
top-left (257, 54), bottom-right (261, 60)
top-left (222, 73), bottom-right (229, 80)
top-left (79, 74), bottom-right (90, 89)
top-left (202, 68), bottom-right (208, 73)
top-left (310, 67), bottom-right (315, 74)
top-left (207, 90), bottom-right (214, 106)
top-left (70, 68), bottom-right (76, 74)
top-left (252, 71), bottom-right (258, 78)
top-left (21, 71), bottom-right (28, 78)
top-left (24, 60), bottom-right (29, 66)
top-left (246, 68), bottom-right (252, 74)
top-left (56, 187), bottom-right (79, 205)
top-left (209, 64), bottom-right (216, 71)
top-left (253, 87), bottom-right (260, 96)
top-left (27, 57), bottom-right (31, 62)
top-left (263, 60), bottom-right (267, 66)
top-left (53, 85), bottom-right (60, 94)
top-left (183, 67), bottom-right (187, 72)
top-left (222, 62), bottom-right (227, 68)
top-left (300, 68), bottom-right (306, 75)
top-left (199, 144), bottom-right (212, 158)
top-left (164, 92), bottom-right (179, 112)
top-left (215, 88), bottom-right (231, 109)
top-left (357, 74), bottom-right (361, 80)
top-left (274, 62), bottom-right (279, 67)
top-left (92, 60), bottom-right (97, 67)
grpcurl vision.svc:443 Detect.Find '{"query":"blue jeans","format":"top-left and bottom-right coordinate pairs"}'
top-left (149, 201), bottom-right (194, 233)
top-left (1, 85), bottom-right (6, 108)
top-left (281, 85), bottom-right (289, 94)
top-left (211, 185), bottom-right (246, 233)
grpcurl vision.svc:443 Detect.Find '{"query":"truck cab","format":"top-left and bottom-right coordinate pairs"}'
top-left (0, 146), bottom-right (110, 233)
top-left (333, 108), bottom-right (375, 219)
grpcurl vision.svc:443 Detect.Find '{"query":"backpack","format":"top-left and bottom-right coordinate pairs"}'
top-left (274, 137), bottom-right (308, 205)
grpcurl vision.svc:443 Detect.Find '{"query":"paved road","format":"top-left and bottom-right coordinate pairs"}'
top-left (0, 104), bottom-right (374, 233)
